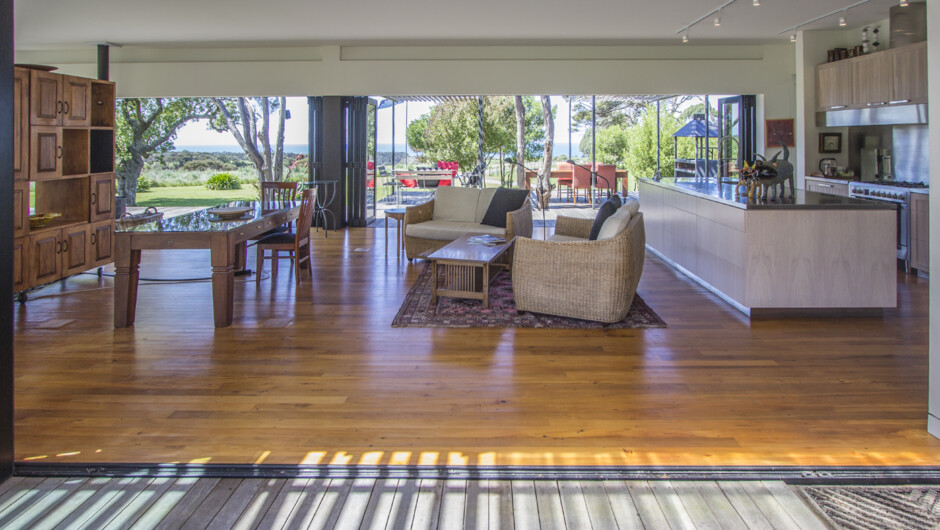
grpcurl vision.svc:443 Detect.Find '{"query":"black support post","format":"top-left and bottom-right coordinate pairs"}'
top-left (320, 96), bottom-right (347, 229)
top-left (97, 44), bottom-right (109, 81)
top-left (1, 0), bottom-right (16, 482)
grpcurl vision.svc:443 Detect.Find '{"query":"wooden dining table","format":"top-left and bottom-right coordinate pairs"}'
top-left (524, 169), bottom-right (628, 192)
top-left (113, 201), bottom-right (302, 328)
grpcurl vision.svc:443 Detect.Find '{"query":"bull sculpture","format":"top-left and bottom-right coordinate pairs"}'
top-left (737, 142), bottom-right (795, 201)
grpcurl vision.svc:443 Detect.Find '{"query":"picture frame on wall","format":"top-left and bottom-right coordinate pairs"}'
top-left (765, 119), bottom-right (795, 148)
top-left (819, 132), bottom-right (842, 153)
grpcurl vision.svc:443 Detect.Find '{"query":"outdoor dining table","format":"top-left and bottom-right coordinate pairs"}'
top-left (523, 169), bottom-right (628, 193)
top-left (113, 200), bottom-right (302, 328)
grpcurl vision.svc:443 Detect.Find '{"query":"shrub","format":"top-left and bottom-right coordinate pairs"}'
top-left (182, 159), bottom-right (235, 172)
top-left (206, 173), bottom-right (242, 191)
top-left (137, 175), bottom-right (153, 192)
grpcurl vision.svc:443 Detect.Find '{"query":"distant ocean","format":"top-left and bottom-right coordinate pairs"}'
top-left (173, 143), bottom-right (585, 157)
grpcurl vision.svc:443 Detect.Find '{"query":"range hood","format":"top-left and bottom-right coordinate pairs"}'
top-left (818, 104), bottom-right (928, 127)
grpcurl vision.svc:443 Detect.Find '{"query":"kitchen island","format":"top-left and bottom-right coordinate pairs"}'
top-left (638, 178), bottom-right (898, 316)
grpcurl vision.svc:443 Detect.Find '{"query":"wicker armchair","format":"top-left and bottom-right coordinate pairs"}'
top-left (512, 212), bottom-right (645, 323)
top-left (404, 197), bottom-right (533, 260)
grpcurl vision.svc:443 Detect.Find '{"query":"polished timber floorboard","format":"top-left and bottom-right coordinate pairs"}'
top-left (12, 226), bottom-right (939, 467)
top-left (0, 476), bottom-right (828, 529)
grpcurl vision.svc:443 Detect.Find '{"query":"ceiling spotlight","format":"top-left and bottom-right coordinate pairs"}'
top-left (790, 32), bottom-right (797, 43)
top-left (714, 11), bottom-right (721, 27)
top-left (900, 0), bottom-right (909, 6)
top-left (682, 32), bottom-right (689, 43)
top-left (753, 0), bottom-right (760, 6)
top-left (839, 11), bottom-right (847, 26)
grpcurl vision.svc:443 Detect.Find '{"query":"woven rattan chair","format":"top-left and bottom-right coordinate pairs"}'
top-left (512, 212), bottom-right (645, 323)
top-left (256, 188), bottom-right (316, 286)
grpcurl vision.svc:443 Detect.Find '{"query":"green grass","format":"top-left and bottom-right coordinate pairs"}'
top-left (135, 186), bottom-right (257, 207)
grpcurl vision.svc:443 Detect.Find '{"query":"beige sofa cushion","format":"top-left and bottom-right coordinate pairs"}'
top-left (623, 196), bottom-right (640, 217)
top-left (406, 220), bottom-right (506, 241)
top-left (433, 187), bottom-right (481, 222)
top-left (547, 234), bottom-right (586, 243)
top-left (475, 188), bottom-right (499, 223)
top-left (597, 207), bottom-right (633, 240)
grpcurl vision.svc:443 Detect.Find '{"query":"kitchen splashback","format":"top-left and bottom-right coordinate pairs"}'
top-left (892, 125), bottom-right (929, 184)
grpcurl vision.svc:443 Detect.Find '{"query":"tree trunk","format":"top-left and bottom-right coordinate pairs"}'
top-left (211, 97), bottom-right (267, 181)
top-left (514, 96), bottom-right (526, 188)
top-left (117, 151), bottom-right (145, 206)
top-left (274, 97), bottom-right (286, 181)
top-left (537, 96), bottom-right (554, 210)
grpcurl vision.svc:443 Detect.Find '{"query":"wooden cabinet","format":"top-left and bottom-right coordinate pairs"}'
top-left (804, 177), bottom-right (849, 197)
top-left (89, 221), bottom-right (114, 266)
top-left (13, 182), bottom-right (28, 239)
top-left (30, 126), bottom-right (62, 181)
top-left (852, 52), bottom-right (894, 106)
top-left (13, 68), bottom-right (28, 180)
top-left (13, 238), bottom-right (29, 292)
top-left (90, 174), bottom-right (115, 222)
top-left (892, 41), bottom-right (928, 104)
top-left (816, 42), bottom-right (928, 111)
top-left (911, 192), bottom-right (929, 274)
top-left (13, 70), bottom-right (116, 293)
top-left (816, 61), bottom-right (852, 110)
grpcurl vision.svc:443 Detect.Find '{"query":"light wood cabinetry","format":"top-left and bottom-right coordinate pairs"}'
top-left (13, 67), bottom-right (116, 294)
top-left (911, 192), bottom-right (929, 274)
top-left (804, 177), bottom-right (849, 197)
top-left (816, 41), bottom-right (928, 111)
top-left (816, 61), bottom-right (852, 110)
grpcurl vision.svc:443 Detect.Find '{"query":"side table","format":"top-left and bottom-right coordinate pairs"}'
top-left (384, 208), bottom-right (407, 255)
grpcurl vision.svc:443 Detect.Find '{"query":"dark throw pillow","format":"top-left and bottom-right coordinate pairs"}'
top-left (588, 195), bottom-right (622, 241)
top-left (481, 187), bottom-right (530, 228)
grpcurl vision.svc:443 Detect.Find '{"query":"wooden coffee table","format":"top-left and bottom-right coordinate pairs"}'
top-left (426, 234), bottom-right (515, 308)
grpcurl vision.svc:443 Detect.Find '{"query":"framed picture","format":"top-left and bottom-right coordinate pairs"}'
top-left (765, 119), bottom-right (795, 148)
top-left (819, 132), bottom-right (842, 153)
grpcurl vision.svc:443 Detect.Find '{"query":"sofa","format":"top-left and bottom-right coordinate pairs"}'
top-left (404, 186), bottom-right (533, 260)
top-left (512, 198), bottom-right (645, 323)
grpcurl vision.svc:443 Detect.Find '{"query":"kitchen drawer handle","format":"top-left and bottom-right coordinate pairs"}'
top-left (889, 99), bottom-right (911, 105)
top-left (829, 105), bottom-right (847, 110)
top-left (819, 183), bottom-right (833, 188)
top-left (56, 146), bottom-right (63, 159)
top-left (91, 192), bottom-right (97, 205)
top-left (90, 233), bottom-right (97, 245)
top-left (63, 101), bottom-right (70, 115)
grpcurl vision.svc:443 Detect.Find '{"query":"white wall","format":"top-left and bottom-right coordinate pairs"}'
top-left (928, 0), bottom-right (939, 440)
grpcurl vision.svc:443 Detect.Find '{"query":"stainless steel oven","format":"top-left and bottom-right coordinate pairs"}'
top-left (849, 183), bottom-right (910, 265)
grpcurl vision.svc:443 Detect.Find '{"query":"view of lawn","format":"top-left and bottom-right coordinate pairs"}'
top-left (135, 186), bottom-right (257, 207)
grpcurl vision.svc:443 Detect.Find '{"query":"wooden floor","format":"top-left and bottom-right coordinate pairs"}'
top-left (12, 225), bottom-right (940, 466)
top-left (0, 475), bottom-right (828, 529)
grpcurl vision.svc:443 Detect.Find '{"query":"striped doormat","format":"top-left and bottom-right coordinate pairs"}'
top-left (798, 486), bottom-right (940, 529)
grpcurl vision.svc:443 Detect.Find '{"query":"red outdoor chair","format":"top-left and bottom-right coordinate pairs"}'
top-left (594, 164), bottom-right (618, 200)
top-left (556, 162), bottom-right (573, 200)
top-left (571, 164), bottom-right (594, 205)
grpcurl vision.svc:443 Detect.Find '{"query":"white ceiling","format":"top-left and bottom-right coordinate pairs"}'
top-left (14, 0), bottom-right (902, 50)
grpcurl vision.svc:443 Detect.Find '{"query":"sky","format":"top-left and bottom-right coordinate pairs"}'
top-left (172, 96), bottom-right (583, 148)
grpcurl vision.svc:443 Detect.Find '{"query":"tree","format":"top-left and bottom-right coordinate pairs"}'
top-left (535, 96), bottom-right (554, 210)
top-left (115, 98), bottom-right (218, 205)
top-left (514, 96), bottom-right (526, 187)
top-left (594, 124), bottom-right (630, 166)
top-left (624, 105), bottom-right (694, 181)
top-left (210, 97), bottom-right (287, 182)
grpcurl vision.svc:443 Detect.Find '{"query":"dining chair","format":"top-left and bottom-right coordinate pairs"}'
top-left (556, 162), bottom-right (573, 200)
top-left (259, 181), bottom-right (299, 233)
top-left (256, 188), bottom-right (316, 286)
top-left (571, 164), bottom-right (594, 205)
top-left (593, 164), bottom-right (617, 202)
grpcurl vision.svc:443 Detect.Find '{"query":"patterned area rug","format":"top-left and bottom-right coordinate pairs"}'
top-left (392, 267), bottom-right (666, 329)
top-left (798, 486), bottom-right (940, 530)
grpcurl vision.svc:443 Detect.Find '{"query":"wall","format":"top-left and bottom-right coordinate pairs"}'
top-left (928, 0), bottom-right (939, 441)
top-left (15, 43), bottom-right (796, 150)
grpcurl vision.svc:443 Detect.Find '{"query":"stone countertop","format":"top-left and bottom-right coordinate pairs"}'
top-left (638, 178), bottom-right (896, 210)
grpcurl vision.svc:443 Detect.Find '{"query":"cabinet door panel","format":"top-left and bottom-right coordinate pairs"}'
top-left (893, 42), bottom-right (928, 104)
top-left (13, 182), bottom-right (28, 238)
top-left (30, 231), bottom-right (61, 286)
top-left (30, 126), bottom-right (62, 180)
top-left (90, 174), bottom-right (115, 221)
top-left (853, 53), bottom-right (894, 106)
top-left (14, 68), bottom-right (28, 180)
top-left (62, 226), bottom-right (90, 276)
top-left (90, 221), bottom-right (114, 266)
top-left (13, 237), bottom-right (29, 292)
top-left (62, 76), bottom-right (91, 126)
top-left (30, 70), bottom-right (61, 126)
top-left (816, 62), bottom-right (852, 110)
